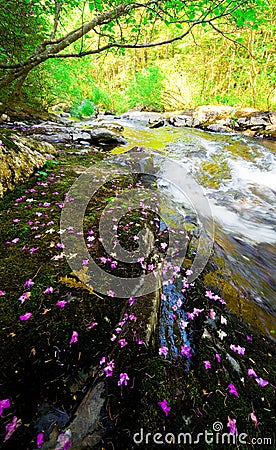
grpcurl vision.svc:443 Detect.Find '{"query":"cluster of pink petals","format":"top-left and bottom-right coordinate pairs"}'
top-left (230, 344), bottom-right (245, 355)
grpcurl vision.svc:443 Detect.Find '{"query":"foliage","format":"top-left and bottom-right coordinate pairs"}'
top-left (70, 99), bottom-right (95, 118)
top-left (0, 0), bottom-right (274, 111)
top-left (124, 66), bottom-right (165, 111)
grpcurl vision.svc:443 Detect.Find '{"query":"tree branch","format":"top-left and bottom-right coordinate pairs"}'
top-left (50, 1), bottom-right (63, 41)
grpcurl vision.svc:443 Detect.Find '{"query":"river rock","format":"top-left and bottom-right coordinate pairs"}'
top-left (147, 119), bottom-right (165, 128)
top-left (89, 128), bottom-right (127, 146)
top-left (0, 131), bottom-right (57, 197)
top-left (169, 114), bottom-right (200, 128)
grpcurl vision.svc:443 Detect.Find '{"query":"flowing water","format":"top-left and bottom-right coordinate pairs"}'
top-left (98, 115), bottom-right (276, 339)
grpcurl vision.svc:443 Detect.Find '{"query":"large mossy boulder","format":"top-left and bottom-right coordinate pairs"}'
top-left (0, 130), bottom-right (57, 197)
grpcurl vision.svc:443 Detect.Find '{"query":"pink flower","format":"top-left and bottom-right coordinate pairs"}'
top-left (18, 292), bottom-right (31, 304)
top-left (24, 279), bottom-right (34, 289)
top-left (227, 416), bottom-right (238, 435)
top-left (203, 360), bottom-right (211, 369)
top-left (217, 329), bottom-right (227, 340)
top-left (187, 312), bottom-right (195, 320)
top-left (227, 383), bottom-right (238, 397)
top-left (128, 296), bottom-right (136, 306)
top-left (185, 269), bottom-right (193, 276)
top-left (118, 339), bottom-right (128, 348)
top-left (19, 312), bottom-right (32, 321)
top-left (193, 308), bottom-right (204, 316)
top-left (56, 300), bottom-right (67, 308)
top-left (104, 360), bottom-right (115, 377)
top-left (107, 290), bottom-right (115, 297)
top-left (70, 331), bottom-right (78, 345)
top-left (29, 247), bottom-right (39, 253)
top-left (157, 399), bottom-right (171, 416)
top-left (89, 322), bottom-right (98, 329)
top-left (82, 259), bottom-right (89, 265)
top-left (181, 345), bottom-right (192, 358)
top-left (159, 346), bottom-right (168, 356)
top-left (246, 335), bottom-right (252, 341)
top-left (100, 257), bottom-right (107, 263)
top-left (215, 354), bottom-right (221, 363)
top-left (37, 432), bottom-right (44, 448)
top-left (118, 372), bottom-right (130, 386)
top-left (4, 416), bottom-right (20, 441)
top-left (43, 286), bottom-right (54, 294)
top-left (0, 399), bottom-right (10, 416)
top-left (256, 378), bottom-right (269, 387)
top-left (248, 368), bottom-right (257, 378)
top-left (0, 290), bottom-right (6, 296)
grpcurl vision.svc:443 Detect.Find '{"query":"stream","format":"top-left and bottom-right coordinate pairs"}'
top-left (85, 114), bottom-right (276, 338)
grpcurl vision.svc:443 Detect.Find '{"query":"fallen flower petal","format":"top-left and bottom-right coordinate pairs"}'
top-left (181, 345), bottom-right (192, 359)
top-left (159, 346), bottom-right (168, 356)
top-left (70, 331), bottom-right (78, 345)
top-left (218, 330), bottom-right (227, 340)
top-left (248, 368), bottom-right (258, 378)
top-left (56, 300), bottom-right (67, 308)
top-left (4, 416), bottom-right (20, 441)
top-left (255, 378), bottom-right (269, 387)
top-left (227, 416), bottom-right (238, 435)
top-left (43, 286), bottom-right (54, 294)
top-left (56, 431), bottom-right (71, 450)
top-left (157, 399), bottom-right (171, 416)
top-left (0, 398), bottom-right (10, 416)
top-left (19, 312), bottom-right (32, 321)
top-left (24, 279), bottom-right (34, 289)
top-left (118, 339), bottom-right (128, 348)
top-left (37, 432), bottom-right (44, 449)
top-left (118, 372), bottom-right (130, 386)
top-left (227, 383), bottom-right (239, 397)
